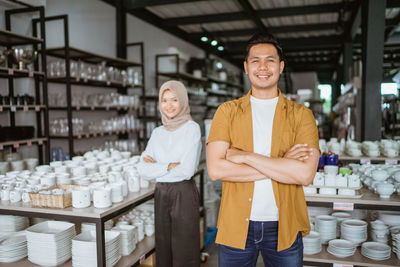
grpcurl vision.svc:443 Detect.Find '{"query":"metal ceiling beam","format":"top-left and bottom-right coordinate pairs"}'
top-left (343, 0), bottom-right (362, 41)
top-left (387, 0), bottom-right (400, 8)
top-left (236, 0), bottom-right (267, 32)
top-left (124, 0), bottom-right (200, 10)
top-left (286, 62), bottom-right (337, 71)
top-left (163, 3), bottom-right (344, 26)
top-left (385, 13), bottom-right (400, 41)
top-left (189, 23), bottom-right (338, 38)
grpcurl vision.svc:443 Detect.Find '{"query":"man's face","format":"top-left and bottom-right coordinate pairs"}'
top-left (244, 43), bottom-right (284, 91)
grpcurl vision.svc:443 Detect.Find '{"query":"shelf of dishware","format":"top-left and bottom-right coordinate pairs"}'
top-left (47, 76), bottom-right (143, 89)
top-left (158, 71), bottom-right (208, 83)
top-left (45, 46), bottom-right (142, 68)
top-left (0, 66), bottom-right (44, 78)
top-left (304, 244), bottom-right (400, 267)
top-left (0, 105), bottom-right (45, 111)
top-left (206, 89), bottom-right (233, 97)
top-left (306, 188), bottom-right (400, 208)
top-left (48, 105), bottom-right (136, 111)
top-left (339, 154), bottom-right (400, 162)
top-left (206, 75), bottom-right (242, 89)
top-left (0, 186), bottom-right (154, 219)
top-left (0, 29), bottom-right (43, 46)
top-left (0, 138), bottom-right (47, 149)
top-left (49, 128), bottom-right (141, 140)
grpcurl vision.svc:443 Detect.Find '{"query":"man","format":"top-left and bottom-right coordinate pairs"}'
top-left (206, 32), bottom-right (320, 266)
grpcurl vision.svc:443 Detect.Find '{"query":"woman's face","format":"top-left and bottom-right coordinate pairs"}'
top-left (160, 89), bottom-right (181, 119)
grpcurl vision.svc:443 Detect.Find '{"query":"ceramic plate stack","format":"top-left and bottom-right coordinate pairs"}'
top-left (0, 232), bottom-right (27, 263)
top-left (111, 225), bottom-right (137, 256)
top-left (81, 221), bottom-right (114, 232)
top-left (0, 216), bottom-right (29, 232)
top-left (303, 231), bottom-right (321, 255)
top-left (331, 212), bottom-right (352, 238)
top-left (390, 226), bottom-right (400, 260)
top-left (361, 242), bottom-right (391, 260)
top-left (315, 215), bottom-right (337, 244)
top-left (341, 219), bottom-right (367, 246)
top-left (327, 239), bottom-right (356, 258)
top-left (26, 221), bottom-right (76, 266)
top-left (72, 230), bottom-right (121, 267)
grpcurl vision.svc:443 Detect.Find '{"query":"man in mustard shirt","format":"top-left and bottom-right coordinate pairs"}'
top-left (206, 32), bottom-right (320, 266)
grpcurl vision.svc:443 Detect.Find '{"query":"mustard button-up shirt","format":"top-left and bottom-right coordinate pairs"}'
top-left (207, 89), bottom-right (319, 251)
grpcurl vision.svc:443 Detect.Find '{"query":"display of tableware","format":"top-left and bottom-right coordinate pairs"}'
top-left (72, 188), bottom-right (91, 209)
top-left (9, 190), bottom-right (22, 203)
top-left (348, 174), bottom-right (361, 188)
top-left (324, 165), bottom-right (338, 175)
top-left (313, 172), bottom-right (324, 186)
top-left (324, 174), bottom-right (336, 187)
top-left (9, 48), bottom-right (38, 70)
top-left (336, 175), bottom-right (348, 187)
top-left (26, 221), bottom-right (76, 266)
top-left (0, 161), bottom-right (9, 175)
top-left (144, 223), bottom-right (155, 236)
top-left (0, 231), bottom-right (28, 263)
top-left (371, 169), bottom-right (389, 181)
top-left (0, 215), bottom-right (29, 232)
top-left (106, 183), bottom-right (123, 203)
top-left (319, 187), bottom-right (337, 195)
top-left (378, 211), bottom-right (400, 226)
top-left (361, 242), bottom-right (391, 260)
top-left (340, 219), bottom-right (367, 246)
top-left (132, 220), bottom-right (145, 242)
top-left (24, 158), bottom-right (38, 171)
top-left (327, 239), bottom-right (356, 258)
top-left (10, 160), bottom-right (24, 171)
top-left (93, 188), bottom-right (112, 208)
top-left (315, 215), bottom-right (337, 244)
top-left (376, 182), bottom-right (396, 198)
top-left (303, 231), bottom-right (321, 255)
top-left (331, 212), bottom-right (352, 238)
top-left (72, 230), bottom-right (121, 267)
top-left (111, 225), bottom-right (138, 256)
top-left (338, 188), bottom-right (356, 196)
top-left (370, 220), bottom-right (389, 244)
top-left (303, 186), bottom-right (317, 195)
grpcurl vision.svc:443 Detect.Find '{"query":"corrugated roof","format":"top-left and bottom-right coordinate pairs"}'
top-left (249, 0), bottom-right (343, 9)
top-left (179, 20), bottom-right (255, 33)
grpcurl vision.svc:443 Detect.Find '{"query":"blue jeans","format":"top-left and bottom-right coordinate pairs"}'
top-left (218, 221), bottom-right (303, 267)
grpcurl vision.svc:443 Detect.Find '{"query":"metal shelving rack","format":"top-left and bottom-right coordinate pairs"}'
top-left (0, 7), bottom-right (50, 164)
top-left (32, 15), bottom-right (145, 157)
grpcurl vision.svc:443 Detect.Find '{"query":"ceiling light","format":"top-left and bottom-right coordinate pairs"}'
top-left (216, 62), bottom-right (223, 69)
top-left (217, 46), bottom-right (224, 51)
top-left (211, 40), bottom-right (218, 46)
top-left (201, 36), bottom-right (208, 42)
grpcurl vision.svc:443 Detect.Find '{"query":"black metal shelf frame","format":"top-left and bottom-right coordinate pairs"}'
top-left (0, 6), bottom-right (50, 164)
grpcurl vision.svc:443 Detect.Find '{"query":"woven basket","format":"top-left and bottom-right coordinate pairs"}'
top-left (29, 184), bottom-right (84, 209)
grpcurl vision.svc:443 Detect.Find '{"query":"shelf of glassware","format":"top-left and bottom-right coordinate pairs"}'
top-left (0, 66), bottom-right (44, 78)
top-left (47, 76), bottom-right (143, 89)
top-left (0, 138), bottom-right (47, 150)
top-left (306, 188), bottom-right (400, 208)
top-left (0, 29), bottom-right (43, 46)
top-left (49, 128), bottom-right (141, 140)
top-left (304, 244), bottom-right (400, 267)
top-left (0, 236), bottom-right (155, 267)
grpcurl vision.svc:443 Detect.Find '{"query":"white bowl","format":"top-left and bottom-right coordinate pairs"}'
top-left (324, 165), bottom-right (339, 175)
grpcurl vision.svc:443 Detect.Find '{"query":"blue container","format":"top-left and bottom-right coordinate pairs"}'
top-left (325, 154), bottom-right (338, 166)
top-left (318, 155), bottom-right (326, 171)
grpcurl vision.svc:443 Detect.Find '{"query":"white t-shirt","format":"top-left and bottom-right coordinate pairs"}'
top-left (137, 120), bottom-right (202, 183)
top-left (249, 95), bottom-right (279, 221)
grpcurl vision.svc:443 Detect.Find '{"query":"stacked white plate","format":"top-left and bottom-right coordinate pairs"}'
top-left (0, 216), bottom-right (29, 232)
top-left (111, 225), bottom-right (138, 256)
top-left (26, 221), bottom-right (76, 266)
top-left (72, 230), bottom-right (121, 267)
top-left (361, 242), bottom-right (391, 260)
top-left (327, 239), bottom-right (356, 258)
top-left (391, 226), bottom-right (400, 260)
top-left (341, 219), bottom-right (367, 246)
top-left (303, 231), bottom-right (321, 255)
top-left (331, 212), bottom-right (352, 238)
top-left (0, 231), bottom-right (27, 263)
top-left (315, 215), bottom-right (337, 244)
top-left (81, 221), bottom-right (114, 232)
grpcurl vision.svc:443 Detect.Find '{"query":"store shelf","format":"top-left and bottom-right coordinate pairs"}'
top-left (207, 102), bottom-right (220, 108)
top-left (0, 29), bottom-right (43, 46)
top-left (306, 188), bottom-right (400, 209)
top-left (0, 105), bottom-right (45, 111)
top-left (47, 76), bottom-right (142, 89)
top-left (45, 46), bottom-right (142, 68)
top-left (207, 75), bottom-right (242, 89)
top-left (0, 137), bottom-right (47, 149)
top-left (158, 71), bottom-right (208, 83)
top-left (48, 106), bottom-right (135, 111)
top-left (141, 95), bottom-right (158, 101)
top-left (304, 244), bottom-right (400, 267)
top-left (50, 129), bottom-right (140, 140)
top-left (0, 66), bottom-right (44, 78)
top-left (207, 89), bottom-right (233, 97)
top-left (0, 186), bottom-right (154, 219)
top-left (339, 154), bottom-right (400, 162)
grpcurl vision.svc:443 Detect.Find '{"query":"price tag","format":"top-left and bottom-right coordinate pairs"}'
top-left (10, 106), bottom-right (16, 112)
top-left (38, 139), bottom-right (43, 145)
top-left (91, 106), bottom-right (95, 111)
top-left (385, 159), bottom-right (398, 165)
top-left (76, 77), bottom-right (80, 82)
top-left (139, 255), bottom-right (146, 264)
top-left (105, 106), bottom-right (110, 111)
top-left (333, 202), bottom-right (354, 211)
top-left (0, 145), bottom-right (3, 150)
top-left (85, 133), bottom-right (90, 138)
top-left (117, 106), bottom-right (121, 111)
top-left (106, 81), bottom-right (111, 86)
top-left (35, 106), bottom-right (40, 112)
top-left (8, 69), bottom-right (14, 75)
top-left (13, 143), bottom-right (20, 148)
top-left (77, 135), bottom-right (82, 139)
top-left (0, 106), bottom-right (3, 112)
top-left (116, 131), bottom-right (120, 135)
top-left (83, 78), bottom-right (88, 83)
top-left (93, 132), bottom-right (97, 137)
top-left (334, 264), bottom-right (353, 267)
top-left (76, 106), bottom-right (80, 111)
top-left (23, 106), bottom-right (28, 112)
top-left (27, 141), bottom-right (32, 146)
top-left (109, 131), bottom-right (112, 136)
top-left (29, 71), bottom-right (34, 77)
top-left (100, 132), bottom-right (104, 137)
top-left (360, 158), bottom-right (371, 165)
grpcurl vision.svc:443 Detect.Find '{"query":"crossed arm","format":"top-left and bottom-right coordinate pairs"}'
top-left (206, 141), bottom-right (319, 185)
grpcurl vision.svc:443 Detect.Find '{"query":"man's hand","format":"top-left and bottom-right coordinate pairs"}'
top-left (168, 162), bottom-right (180, 171)
top-left (284, 144), bottom-right (313, 161)
top-left (226, 148), bottom-right (249, 164)
top-left (143, 155), bottom-right (156, 163)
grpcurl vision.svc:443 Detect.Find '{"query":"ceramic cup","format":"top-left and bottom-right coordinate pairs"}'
top-left (9, 189), bottom-right (22, 202)
top-left (93, 188), bottom-right (112, 208)
top-left (72, 188), bottom-right (91, 208)
top-left (144, 224), bottom-right (155, 236)
top-left (1, 189), bottom-right (10, 201)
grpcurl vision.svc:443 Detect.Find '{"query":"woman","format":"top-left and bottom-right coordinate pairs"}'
top-left (137, 80), bottom-right (201, 267)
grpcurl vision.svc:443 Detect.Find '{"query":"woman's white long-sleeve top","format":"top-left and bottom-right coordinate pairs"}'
top-left (137, 120), bottom-right (202, 183)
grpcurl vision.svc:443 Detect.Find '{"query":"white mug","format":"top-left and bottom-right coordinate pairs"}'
top-left (93, 188), bottom-right (112, 208)
top-left (9, 190), bottom-right (22, 202)
top-left (128, 174), bottom-right (140, 192)
top-left (1, 189), bottom-right (10, 201)
top-left (140, 177), bottom-right (149, 189)
top-left (72, 188), bottom-right (91, 208)
top-left (325, 174), bottom-right (336, 187)
top-left (133, 220), bottom-right (144, 241)
top-left (144, 224), bottom-right (155, 236)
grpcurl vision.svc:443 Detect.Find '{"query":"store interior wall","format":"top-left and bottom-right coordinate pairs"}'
top-left (1, 0), bottom-right (243, 158)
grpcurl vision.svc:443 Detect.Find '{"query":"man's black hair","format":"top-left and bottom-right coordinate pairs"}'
top-left (244, 32), bottom-right (284, 62)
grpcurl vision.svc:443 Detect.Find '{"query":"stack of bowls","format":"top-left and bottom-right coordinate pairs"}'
top-left (303, 231), bottom-right (321, 255)
top-left (315, 215), bottom-right (337, 244)
top-left (370, 220), bottom-right (389, 244)
top-left (327, 239), bottom-right (356, 258)
top-left (361, 242), bottom-right (391, 260)
top-left (341, 219), bottom-right (367, 246)
top-left (390, 225), bottom-right (400, 260)
top-left (331, 212), bottom-right (352, 238)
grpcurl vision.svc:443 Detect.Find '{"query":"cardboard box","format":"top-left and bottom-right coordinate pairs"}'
top-left (139, 252), bottom-right (156, 267)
